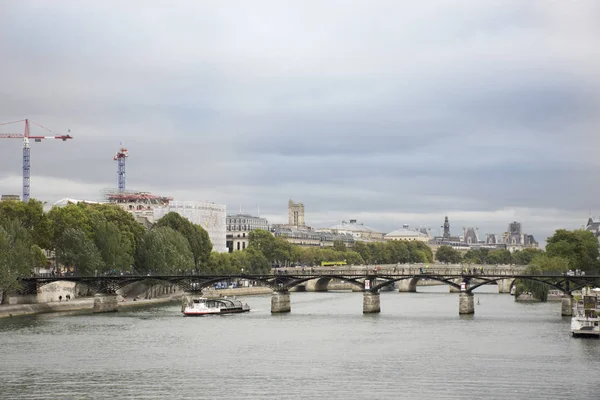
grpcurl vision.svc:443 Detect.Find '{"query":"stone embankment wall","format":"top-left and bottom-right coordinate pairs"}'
top-left (0, 286), bottom-right (271, 319)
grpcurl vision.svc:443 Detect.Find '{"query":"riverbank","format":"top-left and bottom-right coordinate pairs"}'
top-left (0, 287), bottom-right (273, 319)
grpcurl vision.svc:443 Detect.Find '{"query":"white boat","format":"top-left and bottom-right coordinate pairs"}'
top-left (571, 287), bottom-right (600, 338)
top-left (183, 297), bottom-right (250, 316)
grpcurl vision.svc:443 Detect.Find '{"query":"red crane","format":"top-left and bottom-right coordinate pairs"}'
top-left (0, 119), bottom-right (73, 201)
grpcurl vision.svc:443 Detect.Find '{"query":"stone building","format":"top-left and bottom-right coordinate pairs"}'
top-left (384, 224), bottom-right (429, 242)
top-left (288, 199), bottom-right (305, 227)
top-left (226, 213), bottom-right (269, 252)
top-left (317, 219), bottom-right (384, 242)
top-left (272, 225), bottom-right (354, 248)
top-left (585, 217), bottom-right (600, 237)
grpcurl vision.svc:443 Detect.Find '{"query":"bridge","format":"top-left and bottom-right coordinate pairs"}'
top-left (16, 266), bottom-right (600, 317)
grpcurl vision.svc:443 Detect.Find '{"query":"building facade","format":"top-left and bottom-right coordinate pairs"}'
top-left (154, 201), bottom-right (227, 253)
top-left (385, 225), bottom-right (429, 242)
top-left (226, 213), bottom-right (269, 252)
top-left (272, 225), bottom-right (354, 248)
top-left (317, 219), bottom-right (384, 242)
top-left (288, 199), bottom-right (305, 227)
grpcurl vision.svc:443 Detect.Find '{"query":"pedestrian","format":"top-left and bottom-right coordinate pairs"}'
top-left (58, 295), bottom-right (62, 302)
top-left (66, 294), bottom-right (70, 301)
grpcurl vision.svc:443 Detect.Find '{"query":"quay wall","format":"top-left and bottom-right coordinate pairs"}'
top-left (0, 287), bottom-right (272, 319)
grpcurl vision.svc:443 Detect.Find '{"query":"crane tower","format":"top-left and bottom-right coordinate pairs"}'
top-left (0, 119), bottom-right (73, 202)
top-left (113, 146), bottom-right (128, 192)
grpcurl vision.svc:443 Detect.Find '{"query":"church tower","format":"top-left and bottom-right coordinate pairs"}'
top-left (288, 199), bottom-right (305, 227)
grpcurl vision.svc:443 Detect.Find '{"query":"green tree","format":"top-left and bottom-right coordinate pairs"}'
top-left (248, 229), bottom-right (278, 263)
top-left (435, 245), bottom-right (462, 264)
top-left (154, 212), bottom-right (212, 269)
top-left (0, 220), bottom-right (36, 303)
top-left (546, 229), bottom-right (600, 273)
top-left (486, 249), bottom-right (512, 265)
top-left (512, 248), bottom-right (544, 265)
top-left (463, 248), bottom-right (490, 264)
top-left (333, 240), bottom-right (347, 252)
top-left (514, 254), bottom-right (569, 302)
top-left (48, 203), bottom-right (92, 246)
top-left (135, 227), bottom-right (195, 274)
top-left (244, 247), bottom-right (270, 274)
top-left (352, 241), bottom-right (372, 264)
top-left (0, 199), bottom-right (53, 249)
top-left (55, 228), bottom-right (104, 275)
top-left (91, 218), bottom-right (134, 272)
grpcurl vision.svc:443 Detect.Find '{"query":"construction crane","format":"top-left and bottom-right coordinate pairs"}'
top-left (113, 145), bottom-right (128, 192)
top-left (0, 119), bottom-right (73, 202)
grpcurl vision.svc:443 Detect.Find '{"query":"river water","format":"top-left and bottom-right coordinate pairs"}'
top-left (1, 286), bottom-right (600, 400)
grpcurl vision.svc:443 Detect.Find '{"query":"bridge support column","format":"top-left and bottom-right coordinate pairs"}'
top-left (352, 279), bottom-right (365, 292)
top-left (93, 293), bottom-right (118, 313)
top-left (363, 291), bottom-right (380, 314)
top-left (459, 292), bottom-right (474, 315)
top-left (397, 279), bottom-right (416, 293)
top-left (498, 279), bottom-right (513, 294)
top-left (271, 291), bottom-right (291, 313)
top-left (181, 292), bottom-right (196, 313)
top-left (561, 295), bottom-right (573, 316)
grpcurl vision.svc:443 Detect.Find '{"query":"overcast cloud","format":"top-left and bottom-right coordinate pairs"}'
top-left (1, 1), bottom-right (599, 244)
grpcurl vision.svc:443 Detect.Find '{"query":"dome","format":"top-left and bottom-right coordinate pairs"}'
top-left (385, 228), bottom-right (429, 239)
top-left (328, 220), bottom-right (379, 233)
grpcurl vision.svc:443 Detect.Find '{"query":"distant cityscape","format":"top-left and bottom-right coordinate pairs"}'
top-left (2, 190), bottom-right (599, 255)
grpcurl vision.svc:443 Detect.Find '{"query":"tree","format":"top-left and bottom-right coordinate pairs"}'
top-left (333, 240), bottom-right (346, 252)
top-left (463, 248), bottom-right (490, 264)
top-left (91, 218), bottom-right (134, 273)
top-left (352, 241), bottom-right (372, 264)
top-left (486, 249), bottom-right (512, 265)
top-left (435, 245), bottom-right (462, 264)
top-left (0, 220), bottom-right (36, 304)
top-left (154, 212), bottom-right (212, 269)
top-left (135, 227), bottom-right (194, 274)
top-left (248, 229), bottom-right (278, 262)
top-left (546, 229), bottom-right (600, 274)
top-left (55, 228), bottom-right (104, 275)
top-left (514, 254), bottom-right (569, 302)
top-left (244, 247), bottom-right (270, 274)
top-left (48, 203), bottom-right (92, 246)
top-left (0, 199), bottom-right (53, 249)
top-left (512, 248), bottom-right (544, 265)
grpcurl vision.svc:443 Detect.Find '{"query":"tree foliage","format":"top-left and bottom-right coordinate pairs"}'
top-left (435, 245), bottom-right (463, 263)
top-left (154, 212), bottom-right (213, 269)
top-left (0, 220), bottom-right (38, 302)
top-left (55, 228), bottom-right (104, 275)
top-left (546, 229), bottom-right (600, 273)
top-left (135, 227), bottom-right (195, 274)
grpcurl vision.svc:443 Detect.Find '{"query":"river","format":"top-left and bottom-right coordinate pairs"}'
top-left (1, 286), bottom-right (600, 399)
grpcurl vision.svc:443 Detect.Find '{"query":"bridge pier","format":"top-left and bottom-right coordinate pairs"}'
top-left (497, 278), bottom-right (513, 294)
top-left (93, 293), bottom-right (118, 313)
top-left (181, 292), bottom-right (196, 313)
top-left (397, 279), bottom-right (416, 293)
top-left (363, 291), bottom-right (380, 314)
top-left (459, 292), bottom-right (474, 315)
top-left (561, 295), bottom-right (573, 316)
top-left (271, 291), bottom-right (291, 313)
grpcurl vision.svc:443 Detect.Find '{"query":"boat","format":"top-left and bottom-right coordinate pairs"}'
top-left (571, 287), bottom-right (600, 338)
top-left (183, 296), bottom-right (250, 316)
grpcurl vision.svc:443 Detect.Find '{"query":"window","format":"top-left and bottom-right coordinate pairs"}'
top-left (237, 242), bottom-right (240, 250)
top-left (242, 242), bottom-right (246, 249)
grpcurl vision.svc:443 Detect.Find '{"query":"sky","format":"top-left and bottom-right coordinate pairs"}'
top-left (1, 1), bottom-right (599, 244)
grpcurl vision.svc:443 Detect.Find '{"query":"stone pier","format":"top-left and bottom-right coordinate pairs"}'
top-left (459, 292), bottom-right (474, 315)
top-left (363, 291), bottom-right (380, 314)
top-left (497, 278), bottom-right (513, 294)
top-left (397, 279), bottom-right (416, 293)
top-left (93, 293), bottom-right (118, 313)
top-left (271, 291), bottom-right (291, 313)
top-left (561, 295), bottom-right (573, 316)
top-left (181, 292), bottom-right (196, 313)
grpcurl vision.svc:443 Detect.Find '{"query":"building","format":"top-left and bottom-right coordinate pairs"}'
top-left (1, 194), bottom-right (20, 201)
top-left (106, 191), bottom-right (171, 226)
top-left (463, 227), bottom-right (480, 245)
top-left (317, 219), bottom-right (384, 242)
top-left (154, 201), bottom-right (227, 253)
top-left (288, 199), bottom-right (305, 227)
top-left (501, 221), bottom-right (538, 252)
top-left (585, 217), bottom-right (600, 237)
top-left (431, 216), bottom-right (461, 243)
top-left (226, 213), bottom-right (269, 252)
top-left (385, 225), bottom-right (429, 242)
top-left (272, 225), bottom-right (354, 248)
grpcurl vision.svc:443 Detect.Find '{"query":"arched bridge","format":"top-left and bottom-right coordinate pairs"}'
top-left (17, 268), bottom-right (600, 316)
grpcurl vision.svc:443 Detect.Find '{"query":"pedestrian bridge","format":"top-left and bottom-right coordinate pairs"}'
top-left (17, 266), bottom-right (600, 317)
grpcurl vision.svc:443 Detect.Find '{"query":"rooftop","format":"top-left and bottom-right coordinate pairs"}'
top-left (328, 219), bottom-right (380, 233)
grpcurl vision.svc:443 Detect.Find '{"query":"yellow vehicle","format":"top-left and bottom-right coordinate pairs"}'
top-left (321, 261), bottom-right (347, 267)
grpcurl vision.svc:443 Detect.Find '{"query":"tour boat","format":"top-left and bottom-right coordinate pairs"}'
top-left (183, 297), bottom-right (250, 316)
top-left (571, 287), bottom-right (600, 338)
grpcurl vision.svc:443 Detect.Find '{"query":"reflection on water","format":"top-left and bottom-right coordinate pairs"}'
top-left (2, 287), bottom-right (600, 400)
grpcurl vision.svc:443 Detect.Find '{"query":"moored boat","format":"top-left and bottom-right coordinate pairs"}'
top-left (571, 287), bottom-right (600, 338)
top-left (183, 297), bottom-right (250, 316)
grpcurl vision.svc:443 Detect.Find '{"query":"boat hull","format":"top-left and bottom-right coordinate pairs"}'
top-left (184, 308), bottom-right (250, 316)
